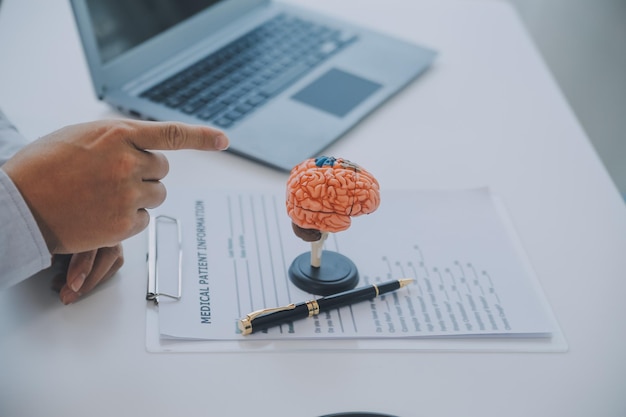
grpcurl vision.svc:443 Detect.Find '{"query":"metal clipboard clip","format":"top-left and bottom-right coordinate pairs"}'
top-left (147, 215), bottom-right (183, 304)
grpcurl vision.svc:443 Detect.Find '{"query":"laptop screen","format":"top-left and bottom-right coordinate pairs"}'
top-left (85, 0), bottom-right (224, 64)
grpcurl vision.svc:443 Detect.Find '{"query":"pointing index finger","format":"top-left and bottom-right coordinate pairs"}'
top-left (128, 121), bottom-right (229, 151)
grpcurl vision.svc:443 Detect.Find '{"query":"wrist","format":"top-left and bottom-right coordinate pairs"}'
top-left (2, 165), bottom-right (60, 254)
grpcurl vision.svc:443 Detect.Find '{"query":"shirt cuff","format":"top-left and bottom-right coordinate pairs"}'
top-left (0, 168), bottom-right (51, 290)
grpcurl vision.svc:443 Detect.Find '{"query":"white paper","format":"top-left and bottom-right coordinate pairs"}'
top-left (151, 188), bottom-right (554, 341)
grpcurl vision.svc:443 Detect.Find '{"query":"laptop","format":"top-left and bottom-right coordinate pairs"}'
top-left (70, 0), bottom-right (436, 171)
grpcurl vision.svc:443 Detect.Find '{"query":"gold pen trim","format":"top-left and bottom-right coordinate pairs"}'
top-left (398, 278), bottom-right (414, 288)
top-left (306, 300), bottom-right (320, 316)
top-left (238, 304), bottom-right (296, 336)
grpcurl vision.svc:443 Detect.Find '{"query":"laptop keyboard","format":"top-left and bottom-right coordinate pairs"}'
top-left (140, 13), bottom-right (358, 128)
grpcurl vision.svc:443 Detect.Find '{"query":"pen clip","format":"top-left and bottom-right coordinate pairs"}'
top-left (238, 304), bottom-right (296, 335)
top-left (246, 304), bottom-right (297, 322)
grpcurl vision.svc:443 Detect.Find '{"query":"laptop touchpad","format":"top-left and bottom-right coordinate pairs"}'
top-left (292, 68), bottom-right (382, 117)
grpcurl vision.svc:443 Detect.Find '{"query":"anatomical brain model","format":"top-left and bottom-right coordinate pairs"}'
top-left (285, 156), bottom-right (380, 294)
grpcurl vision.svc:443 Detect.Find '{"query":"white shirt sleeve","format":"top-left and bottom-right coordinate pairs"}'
top-left (0, 110), bottom-right (51, 290)
top-left (0, 109), bottom-right (27, 165)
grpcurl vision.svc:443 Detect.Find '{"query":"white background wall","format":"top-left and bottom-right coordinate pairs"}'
top-left (507, 0), bottom-right (626, 197)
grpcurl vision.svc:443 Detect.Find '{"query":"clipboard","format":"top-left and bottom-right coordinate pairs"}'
top-left (147, 215), bottom-right (182, 304)
top-left (145, 188), bottom-right (568, 353)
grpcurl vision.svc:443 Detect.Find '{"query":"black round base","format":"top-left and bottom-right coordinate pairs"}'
top-left (288, 251), bottom-right (359, 296)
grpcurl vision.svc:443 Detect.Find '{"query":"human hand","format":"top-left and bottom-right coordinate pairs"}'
top-left (2, 119), bottom-right (228, 254)
top-left (52, 244), bottom-right (124, 304)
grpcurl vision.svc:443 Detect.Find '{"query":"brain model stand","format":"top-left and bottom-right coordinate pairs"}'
top-left (286, 156), bottom-right (380, 296)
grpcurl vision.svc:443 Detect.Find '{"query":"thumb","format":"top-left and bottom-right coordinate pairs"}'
top-left (127, 121), bottom-right (229, 151)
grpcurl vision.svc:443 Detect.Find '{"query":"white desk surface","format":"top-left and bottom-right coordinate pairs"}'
top-left (2, 0), bottom-right (626, 416)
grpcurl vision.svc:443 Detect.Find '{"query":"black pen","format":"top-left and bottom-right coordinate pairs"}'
top-left (238, 278), bottom-right (413, 335)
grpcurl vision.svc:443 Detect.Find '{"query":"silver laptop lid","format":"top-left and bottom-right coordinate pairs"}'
top-left (70, 0), bottom-right (266, 99)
